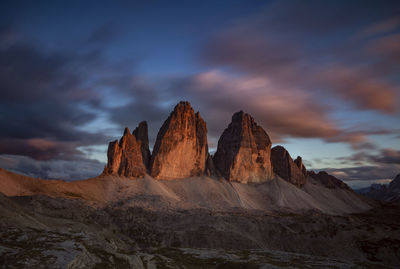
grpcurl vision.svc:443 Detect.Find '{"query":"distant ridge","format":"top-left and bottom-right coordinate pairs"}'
top-left (357, 174), bottom-right (400, 204)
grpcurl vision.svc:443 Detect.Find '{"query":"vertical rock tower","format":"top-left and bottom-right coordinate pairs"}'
top-left (103, 121), bottom-right (150, 177)
top-left (150, 101), bottom-right (209, 179)
top-left (294, 156), bottom-right (307, 177)
top-left (271, 146), bottom-right (307, 187)
top-left (213, 111), bottom-right (274, 183)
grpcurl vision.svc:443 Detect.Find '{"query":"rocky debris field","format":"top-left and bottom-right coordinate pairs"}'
top-left (1, 193), bottom-right (400, 268)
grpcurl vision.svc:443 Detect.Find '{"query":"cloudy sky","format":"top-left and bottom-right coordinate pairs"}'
top-left (0, 0), bottom-right (399, 187)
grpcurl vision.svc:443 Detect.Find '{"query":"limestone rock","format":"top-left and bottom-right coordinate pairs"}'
top-left (103, 121), bottom-right (150, 177)
top-left (271, 146), bottom-right (307, 187)
top-left (213, 111), bottom-right (273, 183)
top-left (294, 156), bottom-right (307, 176)
top-left (150, 101), bottom-right (209, 179)
top-left (132, 121), bottom-right (151, 168)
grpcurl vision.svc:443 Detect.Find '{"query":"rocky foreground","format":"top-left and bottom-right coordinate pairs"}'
top-left (1, 168), bottom-right (400, 268)
top-left (1, 186), bottom-right (400, 268)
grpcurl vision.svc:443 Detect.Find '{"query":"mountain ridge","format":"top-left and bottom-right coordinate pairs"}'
top-left (0, 167), bottom-right (374, 215)
top-left (0, 101), bottom-right (371, 215)
top-left (356, 174), bottom-right (400, 204)
top-left (102, 101), bottom-right (354, 192)
top-left (2, 101), bottom-right (399, 268)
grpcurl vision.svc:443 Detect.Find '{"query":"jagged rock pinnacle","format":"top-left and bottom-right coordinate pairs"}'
top-left (271, 146), bottom-right (307, 187)
top-left (213, 111), bottom-right (273, 183)
top-left (103, 121), bottom-right (150, 178)
top-left (150, 101), bottom-right (209, 179)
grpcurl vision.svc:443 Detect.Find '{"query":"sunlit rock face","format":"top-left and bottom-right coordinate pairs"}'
top-left (150, 101), bottom-right (209, 180)
top-left (213, 111), bottom-right (274, 183)
top-left (271, 146), bottom-right (307, 187)
top-left (103, 121), bottom-right (150, 177)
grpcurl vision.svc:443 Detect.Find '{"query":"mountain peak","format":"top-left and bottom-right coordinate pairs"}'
top-left (150, 101), bottom-right (209, 179)
top-left (213, 111), bottom-right (273, 183)
top-left (294, 156), bottom-right (307, 176)
top-left (104, 122), bottom-right (150, 177)
top-left (123, 127), bottom-right (131, 136)
top-left (271, 146), bottom-right (307, 187)
top-left (174, 101), bottom-right (193, 112)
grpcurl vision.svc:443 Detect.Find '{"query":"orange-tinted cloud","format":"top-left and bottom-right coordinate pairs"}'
top-left (202, 2), bottom-right (400, 114)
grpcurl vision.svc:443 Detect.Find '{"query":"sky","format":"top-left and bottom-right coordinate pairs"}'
top-left (0, 0), bottom-right (399, 187)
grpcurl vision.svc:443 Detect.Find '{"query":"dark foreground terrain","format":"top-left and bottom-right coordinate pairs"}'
top-left (1, 193), bottom-right (400, 268)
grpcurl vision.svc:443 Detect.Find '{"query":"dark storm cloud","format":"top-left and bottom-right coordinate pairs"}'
top-left (0, 27), bottom-right (110, 160)
top-left (103, 75), bottom-right (173, 146)
top-left (0, 154), bottom-right (104, 180)
top-left (372, 149), bottom-right (400, 164)
top-left (203, 0), bottom-right (400, 114)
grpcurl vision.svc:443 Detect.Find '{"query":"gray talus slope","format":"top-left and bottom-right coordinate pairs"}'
top-left (0, 168), bottom-right (373, 215)
top-left (110, 175), bottom-right (373, 214)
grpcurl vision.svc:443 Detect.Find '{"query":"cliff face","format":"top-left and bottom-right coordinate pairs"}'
top-left (102, 101), bottom-right (351, 190)
top-left (133, 121), bottom-right (151, 168)
top-left (213, 111), bottom-right (273, 183)
top-left (294, 156), bottom-right (307, 176)
top-left (149, 101), bottom-right (209, 180)
top-left (103, 121), bottom-right (150, 178)
top-left (271, 146), bottom-right (307, 187)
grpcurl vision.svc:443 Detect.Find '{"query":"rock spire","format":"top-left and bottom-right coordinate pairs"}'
top-left (271, 146), bottom-right (307, 187)
top-left (213, 111), bottom-right (273, 183)
top-left (150, 101), bottom-right (209, 179)
top-left (103, 121), bottom-right (150, 177)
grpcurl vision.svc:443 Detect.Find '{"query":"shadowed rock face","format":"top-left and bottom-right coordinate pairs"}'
top-left (133, 121), bottom-right (151, 168)
top-left (150, 101), bottom-right (209, 179)
top-left (271, 146), bottom-right (307, 187)
top-left (308, 171), bottom-right (351, 190)
top-left (294, 156), bottom-right (307, 176)
top-left (104, 121), bottom-right (150, 177)
top-left (213, 111), bottom-right (273, 183)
